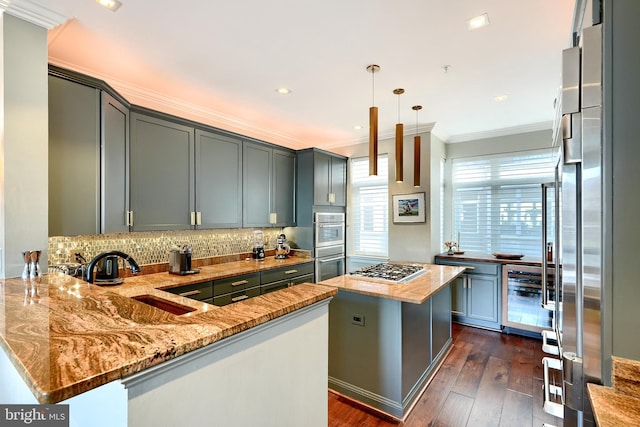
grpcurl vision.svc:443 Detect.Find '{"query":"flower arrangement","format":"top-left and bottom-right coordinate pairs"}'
top-left (444, 241), bottom-right (458, 254)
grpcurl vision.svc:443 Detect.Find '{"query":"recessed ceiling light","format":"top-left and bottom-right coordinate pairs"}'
top-left (275, 87), bottom-right (292, 95)
top-left (467, 13), bottom-right (490, 31)
top-left (96, 0), bottom-right (123, 11)
top-left (353, 125), bottom-right (363, 130)
top-left (494, 95), bottom-right (508, 102)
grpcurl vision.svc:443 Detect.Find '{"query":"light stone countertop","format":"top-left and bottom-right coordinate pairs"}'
top-left (317, 263), bottom-right (466, 304)
top-left (0, 256), bottom-right (335, 404)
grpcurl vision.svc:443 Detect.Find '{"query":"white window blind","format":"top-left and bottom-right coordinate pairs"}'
top-left (349, 155), bottom-right (388, 257)
top-left (452, 149), bottom-right (555, 257)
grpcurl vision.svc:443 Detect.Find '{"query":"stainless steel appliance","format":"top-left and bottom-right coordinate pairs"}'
top-left (502, 264), bottom-right (559, 336)
top-left (314, 212), bottom-right (345, 282)
top-left (349, 262), bottom-right (426, 283)
top-left (169, 244), bottom-right (199, 275)
top-left (542, 10), bottom-right (605, 425)
top-left (275, 233), bottom-right (291, 259)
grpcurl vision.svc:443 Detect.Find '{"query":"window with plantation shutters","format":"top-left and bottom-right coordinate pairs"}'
top-left (451, 149), bottom-right (556, 257)
top-left (349, 155), bottom-right (388, 257)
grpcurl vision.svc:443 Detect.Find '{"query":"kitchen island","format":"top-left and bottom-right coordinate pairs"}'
top-left (318, 263), bottom-right (466, 419)
top-left (0, 257), bottom-right (336, 427)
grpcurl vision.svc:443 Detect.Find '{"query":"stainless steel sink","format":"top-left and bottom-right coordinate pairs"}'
top-left (131, 294), bottom-right (196, 315)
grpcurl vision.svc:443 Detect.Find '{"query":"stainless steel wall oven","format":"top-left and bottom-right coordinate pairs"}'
top-left (314, 212), bottom-right (345, 282)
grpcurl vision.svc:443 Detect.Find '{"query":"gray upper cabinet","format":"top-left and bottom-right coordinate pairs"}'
top-left (242, 141), bottom-right (272, 227)
top-left (272, 149), bottom-right (296, 227)
top-left (314, 151), bottom-right (346, 206)
top-left (195, 130), bottom-right (242, 228)
top-left (101, 91), bottom-right (130, 233)
top-left (242, 142), bottom-right (296, 227)
top-left (48, 75), bottom-right (101, 237)
top-left (130, 112), bottom-right (195, 231)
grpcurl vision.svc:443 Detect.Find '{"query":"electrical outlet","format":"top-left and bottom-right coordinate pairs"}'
top-left (351, 314), bottom-right (365, 326)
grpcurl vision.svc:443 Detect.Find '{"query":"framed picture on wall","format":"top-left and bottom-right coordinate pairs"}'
top-left (392, 192), bottom-right (426, 223)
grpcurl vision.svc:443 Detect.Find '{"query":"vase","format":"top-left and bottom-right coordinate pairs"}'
top-left (447, 247), bottom-right (454, 255)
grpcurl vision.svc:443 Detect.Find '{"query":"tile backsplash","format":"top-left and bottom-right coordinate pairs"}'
top-left (48, 228), bottom-right (282, 267)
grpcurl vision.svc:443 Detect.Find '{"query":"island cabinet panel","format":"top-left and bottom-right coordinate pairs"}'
top-left (435, 258), bottom-right (502, 330)
top-left (195, 130), bottom-right (243, 228)
top-left (328, 283), bottom-right (452, 419)
top-left (130, 112), bottom-right (195, 231)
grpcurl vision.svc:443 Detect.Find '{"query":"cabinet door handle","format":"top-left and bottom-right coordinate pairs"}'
top-left (231, 280), bottom-right (248, 287)
top-left (190, 211), bottom-right (196, 226)
top-left (179, 290), bottom-right (201, 297)
top-left (284, 269), bottom-right (298, 275)
top-left (232, 295), bottom-right (249, 302)
top-left (196, 211), bottom-right (202, 226)
top-left (127, 211), bottom-right (134, 227)
top-left (328, 193), bottom-right (336, 204)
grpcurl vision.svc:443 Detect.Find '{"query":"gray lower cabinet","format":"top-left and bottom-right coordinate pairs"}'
top-left (130, 112), bottom-right (195, 231)
top-left (260, 262), bottom-right (314, 294)
top-left (213, 273), bottom-right (261, 307)
top-left (163, 281), bottom-right (214, 304)
top-left (243, 142), bottom-right (296, 227)
top-left (435, 258), bottom-right (502, 330)
top-left (48, 75), bottom-right (101, 237)
top-left (195, 130), bottom-right (242, 228)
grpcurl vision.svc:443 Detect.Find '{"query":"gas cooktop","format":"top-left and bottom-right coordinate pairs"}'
top-left (350, 263), bottom-right (428, 284)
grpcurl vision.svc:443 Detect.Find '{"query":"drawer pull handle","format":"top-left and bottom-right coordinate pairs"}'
top-left (179, 290), bottom-right (201, 297)
top-left (284, 269), bottom-right (298, 275)
top-left (231, 280), bottom-right (248, 287)
top-left (461, 266), bottom-right (475, 270)
top-left (232, 295), bottom-right (249, 302)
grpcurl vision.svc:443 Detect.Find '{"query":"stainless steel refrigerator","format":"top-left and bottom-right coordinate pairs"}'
top-left (551, 11), bottom-right (604, 427)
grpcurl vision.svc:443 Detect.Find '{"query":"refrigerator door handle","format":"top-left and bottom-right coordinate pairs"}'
top-left (563, 351), bottom-right (584, 411)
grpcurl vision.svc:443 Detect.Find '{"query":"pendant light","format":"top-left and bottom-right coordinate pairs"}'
top-left (394, 88), bottom-right (405, 183)
top-left (366, 65), bottom-right (380, 176)
top-left (412, 105), bottom-right (423, 187)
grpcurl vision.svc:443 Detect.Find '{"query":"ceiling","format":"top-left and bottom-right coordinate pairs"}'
top-left (32, 0), bottom-right (575, 150)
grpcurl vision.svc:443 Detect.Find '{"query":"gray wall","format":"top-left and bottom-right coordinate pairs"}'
top-left (0, 14), bottom-right (49, 277)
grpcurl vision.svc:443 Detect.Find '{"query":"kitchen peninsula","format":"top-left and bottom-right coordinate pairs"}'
top-left (319, 263), bottom-right (466, 419)
top-left (0, 257), bottom-right (336, 427)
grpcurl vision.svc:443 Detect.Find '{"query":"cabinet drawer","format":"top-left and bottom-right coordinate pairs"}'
top-left (214, 272), bottom-right (260, 296)
top-left (163, 281), bottom-right (213, 301)
top-left (436, 260), bottom-right (499, 276)
top-left (261, 262), bottom-right (314, 284)
top-left (212, 286), bottom-right (260, 306)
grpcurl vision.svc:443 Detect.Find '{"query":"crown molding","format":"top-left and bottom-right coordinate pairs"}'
top-left (1, 0), bottom-right (68, 29)
top-left (48, 58), bottom-right (309, 149)
top-left (443, 121), bottom-right (553, 144)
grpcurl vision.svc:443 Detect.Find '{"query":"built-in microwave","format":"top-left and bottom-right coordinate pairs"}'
top-left (314, 212), bottom-right (345, 248)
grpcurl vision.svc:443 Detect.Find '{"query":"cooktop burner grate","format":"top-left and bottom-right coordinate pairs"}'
top-left (350, 263), bottom-right (427, 283)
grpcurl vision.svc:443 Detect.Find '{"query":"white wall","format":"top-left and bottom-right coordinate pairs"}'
top-left (0, 13), bottom-right (49, 278)
top-left (335, 131), bottom-right (434, 263)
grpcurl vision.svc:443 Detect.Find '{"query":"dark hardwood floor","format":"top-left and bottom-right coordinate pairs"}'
top-left (328, 323), bottom-right (564, 427)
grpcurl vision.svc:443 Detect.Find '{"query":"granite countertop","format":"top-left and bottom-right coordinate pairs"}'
top-left (317, 263), bottom-right (466, 304)
top-left (434, 251), bottom-right (553, 267)
top-left (0, 256), bottom-right (335, 404)
top-left (588, 356), bottom-right (640, 427)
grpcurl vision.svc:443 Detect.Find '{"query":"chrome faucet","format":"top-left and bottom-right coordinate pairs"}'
top-left (84, 251), bottom-right (142, 283)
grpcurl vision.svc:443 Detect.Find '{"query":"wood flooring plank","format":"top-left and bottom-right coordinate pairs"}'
top-left (466, 356), bottom-right (511, 427)
top-left (499, 389), bottom-right (533, 427)
top-left (403, 341), bottom-right (473, 427)
top-left (451, 346), bottom-right (490, 398)
top-left (431, 391), bottom-right (474, 427)
top-left (507, 357), bottom-right (534, 396)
